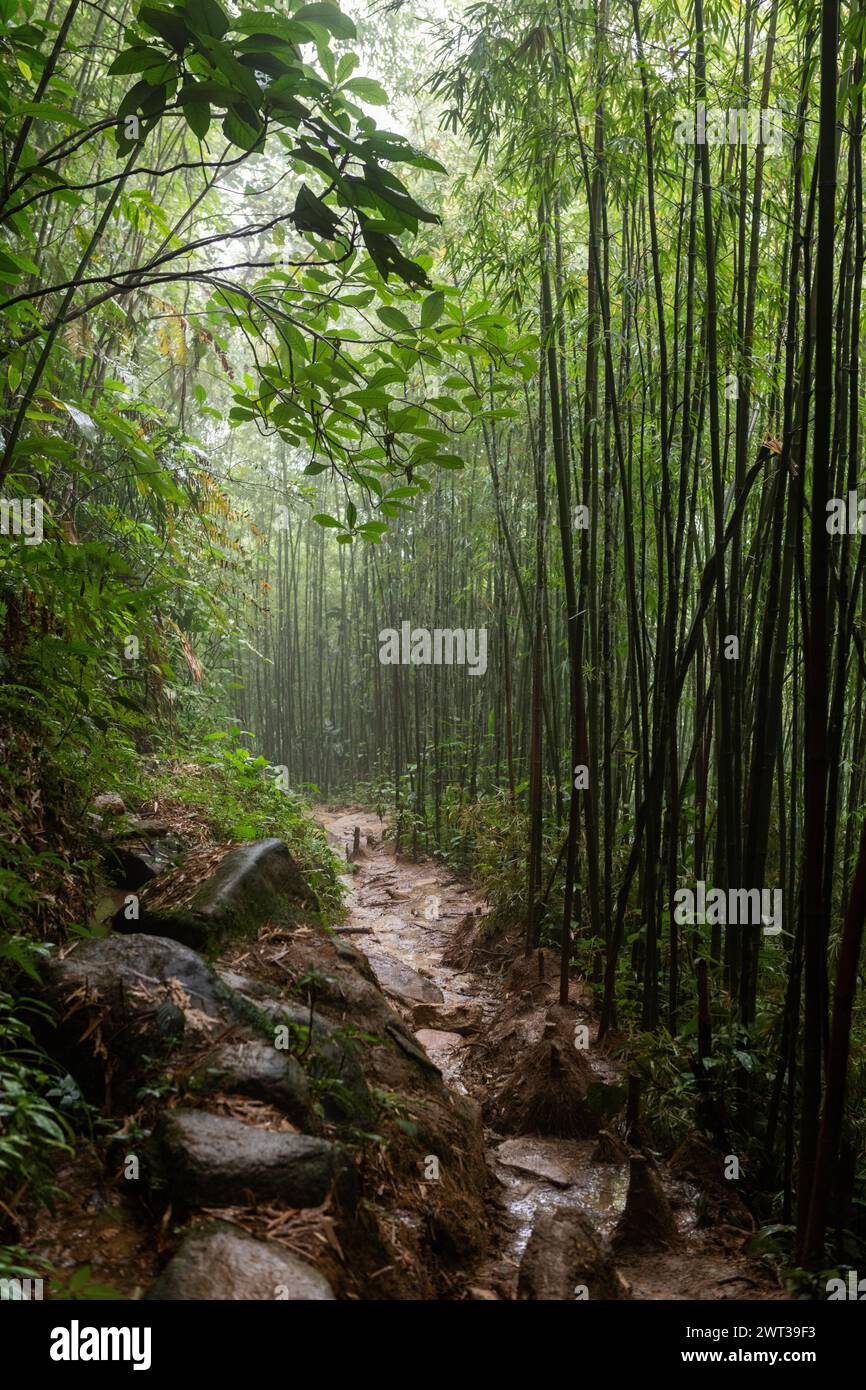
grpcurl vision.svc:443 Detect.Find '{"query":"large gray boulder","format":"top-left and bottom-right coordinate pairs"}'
top-left (189, 1041), bottom-right (312, 1126)
top-left (368, 955), bottom-right (443, 1007)
top-left (42, 934), bottom-right (237, 1100)
top-left (45, 932), bottom-right (226, 1021)
top-left (132, 839), bottom-right (313, 951)
top-left (151, 1110), bottom-right (344, 1208)
top-left (145, 1221), bottom-right (335, 1300)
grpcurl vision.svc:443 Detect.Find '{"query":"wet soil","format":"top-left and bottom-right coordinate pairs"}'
top-left (317, 806), bottom-right (786, 1302)
top-left (20, 802), bottom-right (784, 1302)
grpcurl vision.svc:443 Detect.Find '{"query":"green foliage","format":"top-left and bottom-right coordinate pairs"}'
top-left (369, 1086), bottom-right (419, 1142)
top-left (47, 1263), bottom-right (124, 1300)
top-left (622, 1027), bottom-right (703, 1152)
top-left (0, 982), bottom-right (76, 1212)
top-left (0, 1244), bottom-right (48, 1285)
top-left (442, 789), bottom-right (527, 911)
top-left (624, 1019), bottom-right (778, 1162)
top-left (150, 732), bottom-right (344, 917)
top-left (0, 0), bottom-right (864, 1284)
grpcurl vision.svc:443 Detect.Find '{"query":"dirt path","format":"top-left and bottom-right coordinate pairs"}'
top-left (316, 806), bottom-right (786, 1302)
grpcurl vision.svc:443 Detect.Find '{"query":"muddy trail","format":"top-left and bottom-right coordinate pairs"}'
top-left (22, 799), bottom-right (785, 1303)
top-left (318, 806), bottom-right (784, 1301)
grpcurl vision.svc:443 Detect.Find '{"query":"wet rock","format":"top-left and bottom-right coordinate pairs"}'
top-left (412, 1001), bottom-right (482, 1034)
top-left (385, 1019), bottom-right (441, 1074)
top-left (518, 1209), bottom-right (631, 1301)
top-left (249, 999), bottom-right (371, 1119)
top-left (273, 934), bottom-right (382, 1007)
top-left (135, 844), bottom-right (184, 879)
top-left (669, 1132), bottom-right (754, 1230)
top-left (216, 968), bottom-right (279, 1003)
top-left (134, 839), bottom-right (314, 951)
top-left (144, 1220), bottom-right (335, 1301)
top-left (369, 955), bottom-right (444, 1007)
top-left (44, 933), bottom-right (228, 1020)
top-left (414, 1028), bottom-right (465, 1071)
top-left (190, 1041), bottom-right (312, 1125)
top-left (152, 1110), bottom-right (344, 1208)
top-left (493, 1136), bottom-right (584, 1187)
top-left (591, 1129), bottom-right (631, 1164)
top-left (42, 934), bottom-right (233, 1099)
top-left (331, 938), bottom-right (377, 979)
top-left (611, 1154), bottom-right (679, 1251)
top-left (105, 824), bottom-right (184, 882)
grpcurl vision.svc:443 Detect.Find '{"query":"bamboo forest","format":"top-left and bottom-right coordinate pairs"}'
top-left (1, 0), bottom-right (866, 1337)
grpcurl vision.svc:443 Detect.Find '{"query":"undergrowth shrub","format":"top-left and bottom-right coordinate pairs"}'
top-left (149, 732), bottom-right (344, 919)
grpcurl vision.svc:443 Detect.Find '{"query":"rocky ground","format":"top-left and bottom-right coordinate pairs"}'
top-left (20, 800), bottom-right (787, 1300)
top-left (315, 808), bottom-right (787, 1302)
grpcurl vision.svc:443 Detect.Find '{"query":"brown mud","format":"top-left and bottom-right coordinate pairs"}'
top-left (316, 805), bottom-right (786, 1301)
top-left (19, 801), bottom-right (785, 1301)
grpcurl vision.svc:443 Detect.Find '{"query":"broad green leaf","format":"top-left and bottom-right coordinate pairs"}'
top-left (377, 305), bottom-right (414, 334)
top-left (368, 367), bottom-right (406, 388)
top-left (184, 100), bottom-right (210, 138)
top-left (60, 402), bottom-right (98, 441)
top-left (109, 45), bottom-right (168, 75)
top-left (336, 51), bottom-right (358, 82)
top-left (222, 105), bottom-right (263, 150)
top-left (185, 0), bottom-right (230, 39)
top-left (343, 76), bottom-right (388, 105)
top-left (139, 5), bottom-right (191, 50)
top-left (347, 389), bottom-right (389, 409)
top-left (15, 102), bottom-right (87, 128)
top-left (420, 290), bottom-right (445, 328)
top-left (231, 14), bottom-right (316, 44)
top-left (292, 183), bottom-right (342, 239)
top-left (292, 3), bottom-right (356, 41)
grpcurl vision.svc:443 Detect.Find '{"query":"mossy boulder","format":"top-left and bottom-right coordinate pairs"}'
top-left (128, 839), bottom-right (313, 951)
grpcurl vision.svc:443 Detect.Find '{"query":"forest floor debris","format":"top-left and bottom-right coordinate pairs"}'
top-left (316, 805), bottom-right (789, 1301)
top-left (21, 801), bottom-right (788, 1301)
